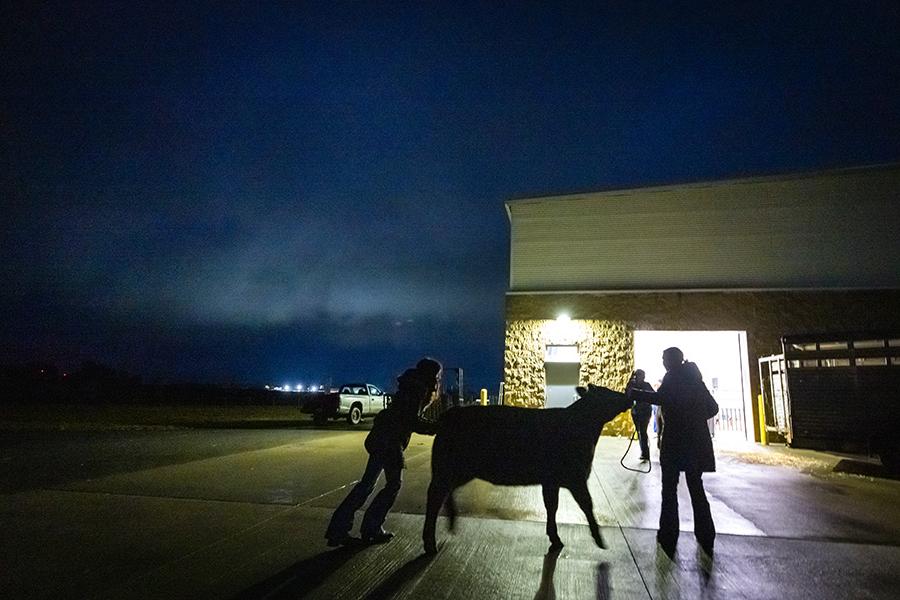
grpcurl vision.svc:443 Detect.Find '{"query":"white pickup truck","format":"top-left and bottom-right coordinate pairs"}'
top-left (301, 383), bottom-right (390, 426)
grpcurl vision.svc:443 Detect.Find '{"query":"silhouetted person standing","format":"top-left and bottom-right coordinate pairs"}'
top-left (628, 347), bottom-right (718, 558)
top-left (628, 369), bottom-right (654, 461)
top-left (325, 358), bottom-right (442, 546)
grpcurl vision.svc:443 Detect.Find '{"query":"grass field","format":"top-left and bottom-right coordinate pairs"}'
top-left (0, 403), bottom-right (317, 431)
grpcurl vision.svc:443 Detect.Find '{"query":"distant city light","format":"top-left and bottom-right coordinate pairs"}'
top-left (271, 382), bottom-right (325, 392)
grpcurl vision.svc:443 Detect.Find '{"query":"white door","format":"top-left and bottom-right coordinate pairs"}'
top-left (544, 345), bottom-right (580, 408)
top-left (367, 385), bottom-right (384, 413)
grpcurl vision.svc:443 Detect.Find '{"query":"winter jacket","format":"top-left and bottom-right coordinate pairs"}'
top-left (364, 368), bottom-right (433, 463)
top-left (630, 362), bottom-right (719, 472)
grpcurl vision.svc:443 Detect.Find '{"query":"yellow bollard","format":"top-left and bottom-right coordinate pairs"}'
top-left (757, 394), bottom-right (768, 445)
top-left (480, 388), bottom-right (488, 406)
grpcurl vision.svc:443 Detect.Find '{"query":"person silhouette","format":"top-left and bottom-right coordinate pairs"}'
top-left (627, 347), bottom-right (718, 558)
top-left (627, 369), bottom-right (654, 461)
top-left (325, 358), bottom-right (442, 546)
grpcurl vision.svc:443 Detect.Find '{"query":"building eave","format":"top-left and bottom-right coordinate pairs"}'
top-left (506, 286), bottom-right (900, 296)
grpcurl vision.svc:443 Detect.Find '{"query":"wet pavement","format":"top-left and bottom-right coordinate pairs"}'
top-left (2, 428), bottom-right (899, 598)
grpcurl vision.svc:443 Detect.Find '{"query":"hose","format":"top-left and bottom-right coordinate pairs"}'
top-left (620, 430), bottom-right (651, 474)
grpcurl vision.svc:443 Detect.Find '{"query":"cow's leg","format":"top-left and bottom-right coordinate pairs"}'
top-left (569, 480), bottom-right (606, 549)
top-left (542, 484), bottom-right (564, 549)
top-left (423, 479), bottom-right (450, 555)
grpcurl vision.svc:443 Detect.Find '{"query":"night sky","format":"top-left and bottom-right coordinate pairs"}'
top-left (3, 2), bottom-right (899, 392)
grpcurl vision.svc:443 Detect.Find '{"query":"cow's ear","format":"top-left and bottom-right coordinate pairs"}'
top-left (575, 386), bottom-right (587, 398)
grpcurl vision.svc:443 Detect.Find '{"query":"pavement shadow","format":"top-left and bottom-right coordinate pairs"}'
top-left (182, 420), bottom-right (373, 432)
top-left (532, 548), bottom-right (610, 600)
top-left (833, 459), bottom-right (900, 481)
top-left (533, 547), bottom-right (562, 600)
top-left (654, 544), bottom-right (677, 598)
top-left (364, 552), bottom-right (435, 599)
top-left (595, 562), bottom-right (611, 599)
top-left (231, 545), bottom-right (365, 599)
top-left (693, 546), bottom-right (715, 591)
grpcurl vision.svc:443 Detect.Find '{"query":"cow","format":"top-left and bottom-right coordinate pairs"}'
top-left (422, 384), bottom-right (631, 554)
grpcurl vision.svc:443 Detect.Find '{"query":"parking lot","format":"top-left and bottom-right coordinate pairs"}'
top-left (2, 426), bottom-right (900, 599)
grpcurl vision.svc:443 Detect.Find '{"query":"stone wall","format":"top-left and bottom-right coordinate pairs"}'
top-left (503, 319), bottom-right (636, 436)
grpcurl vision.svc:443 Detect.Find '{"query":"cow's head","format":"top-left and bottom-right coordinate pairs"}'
top-left (571, 383), bottom-right (632, 423)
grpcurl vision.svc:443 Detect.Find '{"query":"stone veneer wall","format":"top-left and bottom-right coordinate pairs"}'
top-left (503, 319), bottom-right (636, 436)
top-left (505, 289), bottom-right (900, 441)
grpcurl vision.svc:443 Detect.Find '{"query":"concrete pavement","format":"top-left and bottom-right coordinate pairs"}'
top-left (2, 428), bottom-right (899, 599)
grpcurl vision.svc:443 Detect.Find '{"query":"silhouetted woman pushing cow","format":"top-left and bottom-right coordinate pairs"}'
top-left (325, 358), bottom-right (442, 547)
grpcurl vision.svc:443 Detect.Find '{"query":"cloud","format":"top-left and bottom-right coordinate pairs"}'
top-left (47, 191), bottom-right (508, 331)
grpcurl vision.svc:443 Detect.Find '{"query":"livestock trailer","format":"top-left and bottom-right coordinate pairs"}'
top-left (759, 332), bottom-right (900, 471)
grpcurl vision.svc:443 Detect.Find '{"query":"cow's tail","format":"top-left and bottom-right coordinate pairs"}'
top-left (446, 489), bottom-right (458, 531)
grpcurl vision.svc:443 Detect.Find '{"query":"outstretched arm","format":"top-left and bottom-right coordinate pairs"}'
top-left (625, 388), bottom-right (665, 406)
top-left (627, 387), bottom-right (667, 406)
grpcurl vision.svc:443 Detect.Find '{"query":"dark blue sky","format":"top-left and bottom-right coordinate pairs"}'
top-left (3, 2), bottom-right (899, 391)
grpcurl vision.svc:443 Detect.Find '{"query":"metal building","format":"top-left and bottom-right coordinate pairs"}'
top-left (502, 163), bottom-right (900, 441)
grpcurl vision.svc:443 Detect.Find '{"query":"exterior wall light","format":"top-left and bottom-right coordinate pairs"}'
top-left (546, 313), bottom-right (581, 345)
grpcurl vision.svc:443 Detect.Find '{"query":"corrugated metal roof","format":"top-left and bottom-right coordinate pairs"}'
top-left (506, 163), bottom-right (900, 291)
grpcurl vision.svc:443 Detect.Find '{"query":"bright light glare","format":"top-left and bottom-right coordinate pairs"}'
top-left (546, 313), bottom-right (580, 344)
top-left (295, 384), bottom-right (304, 392)
top-left (633, 330), bottom-right (749, 420)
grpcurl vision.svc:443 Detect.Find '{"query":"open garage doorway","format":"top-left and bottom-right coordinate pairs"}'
top-left (633, 331), bottom-right (752, 441)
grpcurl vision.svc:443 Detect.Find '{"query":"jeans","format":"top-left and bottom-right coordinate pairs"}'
top-left (631, 409), bottom-right (651, 458)
top-left (658, 465), bottom-right (715, 548)
top-left (326, 449), bottom-right (403, 539)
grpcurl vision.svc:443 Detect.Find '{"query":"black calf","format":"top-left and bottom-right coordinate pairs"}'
top-left (423, 384), bottom-right (631, 553)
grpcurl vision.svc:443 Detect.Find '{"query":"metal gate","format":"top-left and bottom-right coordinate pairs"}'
top-left (758, 354), bottom-right (792, 443)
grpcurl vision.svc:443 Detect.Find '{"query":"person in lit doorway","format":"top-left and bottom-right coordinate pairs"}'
top-left (628, 347), bottom-right (719, 558)
top-left (627, 369), bottom-right (654, 461)
top-left (325, 358), bottom-right (442, 546)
